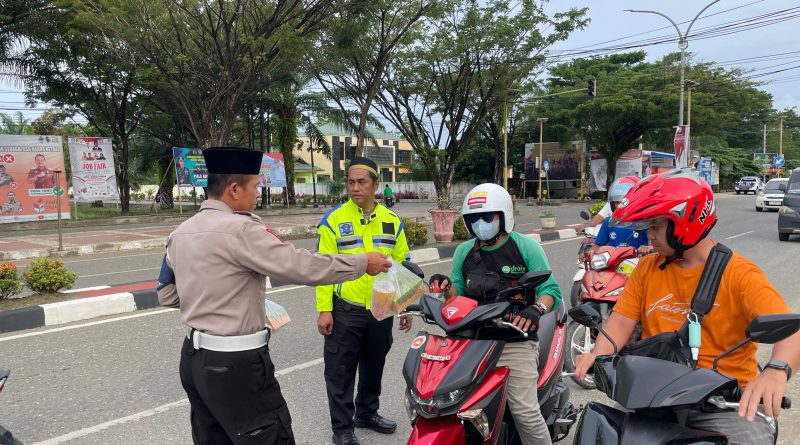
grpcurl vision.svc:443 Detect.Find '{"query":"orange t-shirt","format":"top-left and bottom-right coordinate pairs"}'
top-left (613, 251), bottom-right (790, 387)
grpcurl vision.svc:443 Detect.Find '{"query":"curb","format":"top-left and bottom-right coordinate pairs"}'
top-left (0, 224), bottom-right (584, 334)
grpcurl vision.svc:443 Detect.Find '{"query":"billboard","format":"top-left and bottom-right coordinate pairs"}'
top-left (524, 141), bottom-right (581, 181)
top-left (0, 135), bottom-right (71, 223)
top-left (172, 147), bottom-right (207, 187)
top-left (259, 153), bottom-right (287, 188)
top-left (698, 156), bottom-right (716, 185)
top-left (753, 153), bottom-right (778, 175)
top-left (68, 137), bottom-right (118, 202)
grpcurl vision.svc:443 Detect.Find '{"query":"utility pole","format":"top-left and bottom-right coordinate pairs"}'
top-left (503, 100), bottom-right (509, 190)
top-left (779, 116), bottom-right (784, 157)
top-left (763, 124), bottom-right (768, 154)
top-left (536, 117), bottom-right (548, 203)
top-left (627, 0), bottom-right (720, 167)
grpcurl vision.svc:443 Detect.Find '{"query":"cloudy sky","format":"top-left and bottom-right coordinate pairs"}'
top-left (1, 0), bottom-right (797, 125)
top-left (543, 0), bottom-right (799, 111)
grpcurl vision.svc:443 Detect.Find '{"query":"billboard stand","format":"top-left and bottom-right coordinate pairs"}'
top-left (179, 186), bottom-right (183, 214)
top-left (55, 170), bottom-right (63, 251)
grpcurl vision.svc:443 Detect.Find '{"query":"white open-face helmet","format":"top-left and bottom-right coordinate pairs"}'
top-left (461, 183), bottom-right (514, 236)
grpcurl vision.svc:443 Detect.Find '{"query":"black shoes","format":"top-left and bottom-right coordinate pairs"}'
top-left (354, 413), bottom-right (397, 434)
top-left (332, 430), bottom-right (360, 445)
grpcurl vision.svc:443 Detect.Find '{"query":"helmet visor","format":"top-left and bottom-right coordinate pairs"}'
top-left (464, 212), bottom-right (496, 225)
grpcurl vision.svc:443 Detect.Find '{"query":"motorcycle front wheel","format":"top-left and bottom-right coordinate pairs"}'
top-left (569, 282), bottom-right (581, 308)
top-left (564, 321), bottom-right (597, 389)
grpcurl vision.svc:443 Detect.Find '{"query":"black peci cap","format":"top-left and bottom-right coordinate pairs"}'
top-left (203, 147), bottom-right (262, 175)
top-left (349, 156), bottom-right (378, 177)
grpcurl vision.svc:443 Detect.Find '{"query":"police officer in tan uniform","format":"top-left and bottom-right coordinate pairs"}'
top-left (157, 147), bottom-right (392, 445)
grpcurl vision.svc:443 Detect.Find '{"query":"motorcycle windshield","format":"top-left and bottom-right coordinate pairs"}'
top-left (610, 356), bottom-right (737, 410)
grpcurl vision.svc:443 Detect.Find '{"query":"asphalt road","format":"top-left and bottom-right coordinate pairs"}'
top-left (1, 193), bottom-right (799, 444)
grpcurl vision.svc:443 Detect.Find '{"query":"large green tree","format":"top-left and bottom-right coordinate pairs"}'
top-left (374, 0), bottom-right (586, 208)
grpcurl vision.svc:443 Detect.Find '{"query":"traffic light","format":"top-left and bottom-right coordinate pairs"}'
top-left (587, 78), bottom-right (596, 97)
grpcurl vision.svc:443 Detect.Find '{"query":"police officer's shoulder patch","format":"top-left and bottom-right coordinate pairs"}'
top-left (382, 221), bottom-right (395, 235)
top-left (339, 222), bottom-right (354, 236)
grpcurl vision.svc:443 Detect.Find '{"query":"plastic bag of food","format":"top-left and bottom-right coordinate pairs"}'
top-left (370, 260), bottom-right (425, 320)
top-left (265, 299), bottom-right (291, 331)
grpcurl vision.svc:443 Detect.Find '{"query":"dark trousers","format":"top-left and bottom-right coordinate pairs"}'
top-left (324, 298), bottom-right (393, 434)
top-left (179, 337), bottom-right (295, 445)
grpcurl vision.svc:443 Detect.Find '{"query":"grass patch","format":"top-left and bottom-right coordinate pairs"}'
top-left (70, 203), bottom-right (196, 220)
top-left (0, 292), bottom-right (84, 312)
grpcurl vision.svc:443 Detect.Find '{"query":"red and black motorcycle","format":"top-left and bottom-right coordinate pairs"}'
top-left (564, 245), bottom-right (640, 389)
top-left (400, 270), bottom-right (577, 444)
top-left (0, 369), bottom-right (23, 445)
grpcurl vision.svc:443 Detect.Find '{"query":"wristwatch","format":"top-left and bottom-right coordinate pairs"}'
top-left (765, 360), bottom-right (792, 382)
top-left (533, 301), bottom-right (548, 315)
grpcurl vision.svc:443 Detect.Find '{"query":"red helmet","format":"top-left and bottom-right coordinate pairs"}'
top-left (611, 169), bottom-right (716, 252)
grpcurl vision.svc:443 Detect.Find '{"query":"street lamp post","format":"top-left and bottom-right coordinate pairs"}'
top-left (536, 117), bottom-right (548, 203)
top-left (626, 1), bottom-right (720, 167)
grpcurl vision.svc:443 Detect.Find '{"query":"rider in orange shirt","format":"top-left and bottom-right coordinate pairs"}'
top-left (575, 169), bottom-right (800, 444)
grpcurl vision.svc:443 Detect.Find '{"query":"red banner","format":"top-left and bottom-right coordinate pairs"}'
top-left (673, 125), bottom-right (690, 168)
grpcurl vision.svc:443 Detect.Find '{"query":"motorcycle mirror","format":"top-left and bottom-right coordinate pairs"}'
top-left (580, 210), bottom-right (591, 221)
top-left (746, 314), bottom-right (800, 344)
top-left (568, 303), bottom-right (603, 327)
top-left (402, 261), bottom-right (425, 280)
top-left (518, 270), bottom-right (552, 288)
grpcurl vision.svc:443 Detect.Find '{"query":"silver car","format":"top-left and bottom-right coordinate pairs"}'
top-left (755, 178), bottom-right (789, 212)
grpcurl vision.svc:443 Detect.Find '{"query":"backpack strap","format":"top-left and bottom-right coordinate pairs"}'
top-left (677, 243), bottom-right (734, 342)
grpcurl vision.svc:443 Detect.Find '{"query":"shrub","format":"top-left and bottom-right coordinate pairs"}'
top-left (0, 261), bottom-right (23, 300)
top-left (401, 217), bottom-right (429, 247)
top-left (453, 216), bottom-right (471, 240)
top-left (589, 202), bottom-right (605, 216)
top-left (23, 258), bottom-right (77, 293)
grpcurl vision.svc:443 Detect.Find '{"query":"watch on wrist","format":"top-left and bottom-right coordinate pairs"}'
top-left (765, 360), bottom-right (792, 381)
top-left (533, 301), bottom-right (548, 315)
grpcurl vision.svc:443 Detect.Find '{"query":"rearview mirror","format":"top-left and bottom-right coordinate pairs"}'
top-left (746, 314), bottom-right (800, 344)
top-left (580, 210), bottom-right (591, 221)
top-left (779, 183), bottom-right (787, 192)
top-left (568, 303), bottom-right (603, 328)
top-left (402, 261), bottom-right (425, 280)
top-left (519, 270), bottom-right (551, 289)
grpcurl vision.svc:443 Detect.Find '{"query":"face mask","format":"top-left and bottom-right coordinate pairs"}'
top-left (471, 218), bottom-right (500, 241)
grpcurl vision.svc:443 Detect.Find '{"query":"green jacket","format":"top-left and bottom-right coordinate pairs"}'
top-left (316, 199), bottom-right (410, 311)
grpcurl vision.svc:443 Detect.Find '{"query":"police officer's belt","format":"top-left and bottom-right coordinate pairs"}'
top-left (188, 329), bottom-right (270, 352)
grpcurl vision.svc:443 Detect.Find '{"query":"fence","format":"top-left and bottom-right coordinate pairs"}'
top-left (292, 181), bottom-right (476, 199)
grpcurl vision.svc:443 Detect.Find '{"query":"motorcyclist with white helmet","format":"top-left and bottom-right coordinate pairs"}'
top-left (429, 183), bottom-right (562, 445)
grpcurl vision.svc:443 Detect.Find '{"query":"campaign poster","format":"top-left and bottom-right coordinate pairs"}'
top-left (674, 125), bottom-right (689, 168)
top-left (68, 137), bottom-right (118, 202)
top-left (616, 149), bottom-right (643, 178)
top-left (259, 153), bottom-right (287, 188)
top-left (698, 156), bottom-right (715, 185)
top-left (590, 151), bottom-right (608, 191)
top-left (172, 147), bottom-right (207, 187)
top-left (0, 135), bottom-right (71, 223)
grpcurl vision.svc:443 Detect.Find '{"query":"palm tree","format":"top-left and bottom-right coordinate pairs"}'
top-left (268, 74), bottom-right (383, 205)
top-left (0, 111), bottom-right (32, 134)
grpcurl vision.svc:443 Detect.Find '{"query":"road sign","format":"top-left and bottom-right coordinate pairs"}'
top-left (543, 160), bottom-right (550, 172)
top-left (52, 185), bottom-right (65, 196)
top-left (774, 156), bottom-right (785, 167)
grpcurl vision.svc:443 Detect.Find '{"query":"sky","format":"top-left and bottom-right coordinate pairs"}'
top-left (1, 0), bottom-right (798, 126)
top-left (543, 0), bottom-right (799, 111)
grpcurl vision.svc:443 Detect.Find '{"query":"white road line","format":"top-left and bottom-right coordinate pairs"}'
top-left (62, 251), bottom-right (165, 263)
top-left (725, 231), bottom-right (755, 240)
top-left (0, 309), bottom-right (176, 343)
top-left (79, 267), bottom-right (160, 278)
top-left (1, 237), bottom-right (580, 341)
top-left (61, 285), bottom-right (111, 294)
top-left (30, 359), bottom-right (326, 445)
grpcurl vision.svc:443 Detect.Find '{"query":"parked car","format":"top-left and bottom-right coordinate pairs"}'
top-left (755, 178), bottom-right (789, 211)
top-left (735, 176), bottom-right (763, 194)
top-left (778, 170), bottom-right (800, 241)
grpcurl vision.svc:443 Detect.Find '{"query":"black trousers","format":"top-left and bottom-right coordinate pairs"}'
top-left (179, 337), bottom-right (295, 445)
top-left (324, 298), bottom-right (393, 434)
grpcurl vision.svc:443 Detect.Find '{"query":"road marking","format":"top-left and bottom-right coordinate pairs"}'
top-left (1, 237), bottom-right (580, 341)
top-left (0, 309), bottom-right (176, 343)
top-left (62, 251), bottom-right (164, 263)
top-left (725, 231), bottom-right (754, 240)
top-left (30, 358), bottom-right (326, 445)
top-left (61, 285), bottom-right (110, 294)
top-left (79, 267), bottom-right (160, 278)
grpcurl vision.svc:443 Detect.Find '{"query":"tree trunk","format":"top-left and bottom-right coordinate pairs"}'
top-left (119, 136), bottom-right (131, 214)
top-left (275, 115), bottom-right (297, 205)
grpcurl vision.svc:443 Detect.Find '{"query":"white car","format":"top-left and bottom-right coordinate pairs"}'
top-left (755, 178), bottom-right (788, 211)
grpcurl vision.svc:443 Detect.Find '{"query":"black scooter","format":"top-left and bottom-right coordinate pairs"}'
top-left (568, 304), bottom-right (798, 444)
top-left (0, 369), bottom-right (23, 445)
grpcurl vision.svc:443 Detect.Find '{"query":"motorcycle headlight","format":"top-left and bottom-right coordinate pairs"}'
top-left (410, 388), bottom-right (467, 415)
top-left (779, 206), bottom-right (795, 215)
top-left (591, 252), bottom-right (611, 270)
top-left (458, 408), bottom-right (491, 439)
top-left (605, 288), bottom-right (623, 297)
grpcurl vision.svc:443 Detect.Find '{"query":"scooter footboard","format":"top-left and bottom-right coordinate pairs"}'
top-left (407, 416), bottom-right (466, 445)
top-left (574, 402), bottom-right (729, 445)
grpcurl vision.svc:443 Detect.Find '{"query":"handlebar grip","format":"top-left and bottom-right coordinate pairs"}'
top-left (406, 304), bottom-right (422, 312)
top-left (783, 397), bottom-right (792, 410)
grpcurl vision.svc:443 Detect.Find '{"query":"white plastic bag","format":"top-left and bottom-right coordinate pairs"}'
top-left (264, 299), bottom-right (291, 331)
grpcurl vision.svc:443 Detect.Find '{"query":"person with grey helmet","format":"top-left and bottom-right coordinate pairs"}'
top-left (589, 176), bottom-right (651, 254)
top-left (429, 183), bottom-right (562, 445)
